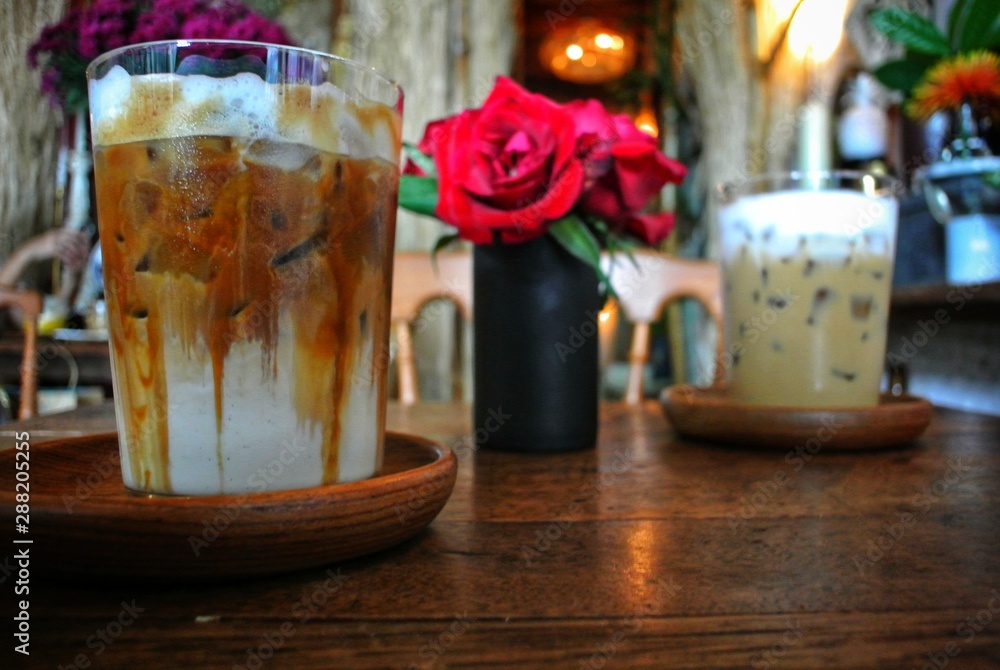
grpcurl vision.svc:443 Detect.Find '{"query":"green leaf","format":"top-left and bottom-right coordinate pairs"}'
top-left (604, 230), bottom-right (639, 255)
top-left (870, 8), bottom-right (952, 56)
top-left (431, 233), bottom-right (460, 255)
top-left (548, 216), bottom-right (618, 299)
top-left (872, 58), bottom-right (932, 95)
top-left (402, 142), bottom-right (437, 178)
top-left (549, 216), bottom-right (602, 269)
top-left (430, 233), bottom-right (460, 272)
top-left (398, 175), bottom-right (439, 217)
top-left (948, 0), bottom-right (1000, 51)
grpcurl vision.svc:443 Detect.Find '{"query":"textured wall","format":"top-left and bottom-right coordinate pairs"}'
top-left (0, 0), bottom-right (65, 260)
top-left (346, 0), bottom-right (516, 400)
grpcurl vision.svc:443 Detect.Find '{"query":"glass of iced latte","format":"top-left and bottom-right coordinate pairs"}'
top-left (717, 172), bottom-right (899, 408)
top-left (87, 41), bottom-right (402, 495)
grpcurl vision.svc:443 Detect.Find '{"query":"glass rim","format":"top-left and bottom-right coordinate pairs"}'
top-left (716, 170), bottom-right (900, 202)
top-left (85, 39), bottom-right (402, 107)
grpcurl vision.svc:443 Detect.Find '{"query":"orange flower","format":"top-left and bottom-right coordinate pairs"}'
top-left (907, 50), bottom-right (1000, 119)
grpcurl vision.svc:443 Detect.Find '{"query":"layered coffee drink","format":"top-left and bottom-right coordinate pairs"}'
top-left (718, 185), bottom-right (898, 408)
top-left (89, 45), bottom-right (401, 495)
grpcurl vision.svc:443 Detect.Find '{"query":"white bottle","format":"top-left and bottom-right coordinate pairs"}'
top-left (837, 72), bottom-right (889, 164)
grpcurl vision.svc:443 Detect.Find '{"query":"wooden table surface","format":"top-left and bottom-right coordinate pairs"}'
top-left (4, 400), bottom-right (1000, 669)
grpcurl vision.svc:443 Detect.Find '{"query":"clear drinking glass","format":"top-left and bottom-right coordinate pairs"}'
top-left (717, 171), bottom-right (899, 408)
top-left (87, 41), bottom-right (402, 494)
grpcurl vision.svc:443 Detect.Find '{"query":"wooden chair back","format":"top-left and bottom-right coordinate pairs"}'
top-left (0, 288), bottom-right (43, 419)
top-left (390, 251), bottom-right (473, 405)
top-left (602, 251), bottom-right (724, 404)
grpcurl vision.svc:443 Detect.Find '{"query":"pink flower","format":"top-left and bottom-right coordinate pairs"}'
top-left (154, 0), bottom-right (210, 14)
top-left (226, 15), bottom-right (293, 45)
top-left (28, 21), bottom-right (76, 67)
top-left (40, 69), bottom-right (60, 98)
top-left (179, 14), bottom-right (228, 40)
top-left (72, 0), bottom-right (138, 59)
top-left (28, 0), bottom-right (297, 112)
top-left (219, 0), bottom-right (252, 22)
top-left (131, 12), bottom-right (182, 43)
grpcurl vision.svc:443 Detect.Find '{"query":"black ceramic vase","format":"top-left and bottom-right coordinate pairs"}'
top-left (473, 234), bottom-right (601, 452)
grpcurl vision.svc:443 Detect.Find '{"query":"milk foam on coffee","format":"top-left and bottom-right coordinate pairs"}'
top-left (719, 190), bottom-right (896, 262)
top-left (92, 64), bottom-right (400, 495)
top-left (719, 189), bottom-right (897, 408)
top-left (90, 65), bottom-right (400, 163)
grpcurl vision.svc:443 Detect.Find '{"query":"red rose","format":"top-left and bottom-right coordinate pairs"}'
top-left (566, 99), bottom-right (686, 245)
top-left (403, 119), bottom-right (450, 176)
top-left (418, 77), bottom-right (584, 244)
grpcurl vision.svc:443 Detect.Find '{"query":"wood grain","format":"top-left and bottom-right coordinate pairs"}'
top-left (0, 431), bottom-right (456, 582)
top-left (0, 287), bottom-right (42, 419)
top-left (662, 385), bottom-right (934, 450)
top-left (4, 400), bottom-right (1000, 668)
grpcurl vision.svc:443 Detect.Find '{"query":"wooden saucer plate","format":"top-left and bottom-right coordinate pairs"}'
top-left (660, 385), bottom-right (933, 450)
top-left (0, 431), bottom-right (456, 582)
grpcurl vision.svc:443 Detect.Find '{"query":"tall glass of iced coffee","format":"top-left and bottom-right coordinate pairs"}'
top-left (87, 41), bottom-right (402, 495)
top-left (717, 172), bottom-right (899, 408)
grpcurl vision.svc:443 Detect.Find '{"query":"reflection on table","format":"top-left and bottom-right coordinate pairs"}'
top-left (3, 399), bottom-right (1000, 667)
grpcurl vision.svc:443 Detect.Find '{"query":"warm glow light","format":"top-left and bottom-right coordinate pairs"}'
top-left (787, 0), bottom-right (849, 62)
top-left (634, 107), bottom-right (659, 138)
top-left (597, 301), bottom-right (618, 370)
top-left (539, 20), bottom-right (635, 84)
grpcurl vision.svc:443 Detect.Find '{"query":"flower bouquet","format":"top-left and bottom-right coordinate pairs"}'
top-left (29, 0), bottom-right (293, 113)
top-left (399, 77), bottom-right (686, 451)
top-left (870, 0), bottom-right (1000, 284)
top-left (869, 0), bottom-right (999, 158)
top-left (399, 76), bottom-right (686, 281)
